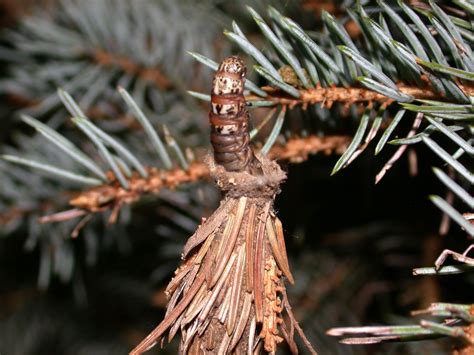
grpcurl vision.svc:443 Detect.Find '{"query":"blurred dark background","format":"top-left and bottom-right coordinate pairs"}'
top-left (0, 1), bottom-right (470, 354)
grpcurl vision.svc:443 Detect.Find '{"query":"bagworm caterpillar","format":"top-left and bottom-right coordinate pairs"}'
top-left (130, 56), bottom-right (317, 355)
top-left (210, 56), bottom-right (261, 174)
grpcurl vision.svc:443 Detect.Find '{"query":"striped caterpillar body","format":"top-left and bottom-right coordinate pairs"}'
top-left (210, 56), bottom-right (261, 174)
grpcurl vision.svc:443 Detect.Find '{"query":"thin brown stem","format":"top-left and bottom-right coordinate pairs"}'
top-left (282, 288), bottom-right (318, 355)
top-left (0, 134), bottom-right (349, 227)
top-left (67, 135), bottom-right (348, 214)
top-left (92, 49), bottom-right (172, 90)
top-left (248, 82), bottom-right (474, 110)
top-left (375, 113), bottom-right (423, 184)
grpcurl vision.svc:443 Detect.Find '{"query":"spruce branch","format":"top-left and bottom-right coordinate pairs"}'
top-left (191, 2), bottom-right (473, 178)
top-left (25, 134), bottom-right (349, 227)
top-left (247, 82), bottom-right (474, 109)
top-left (1, 79), bottom-right (349, 241)
top-left (218, 2), bottom-right (474, 251)
top-left (0, 0), bottom-right (224, 131)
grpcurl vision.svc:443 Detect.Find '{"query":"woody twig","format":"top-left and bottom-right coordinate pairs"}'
top-left (4, 134), bottom-right (347, 228)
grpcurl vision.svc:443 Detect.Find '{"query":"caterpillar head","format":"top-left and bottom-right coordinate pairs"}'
top-left (218, 56), bottom-right (246, 78)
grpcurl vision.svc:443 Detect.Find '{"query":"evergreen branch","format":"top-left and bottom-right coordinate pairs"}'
top-left (190, 76), bottom-right (472, 178)
top-left (185, 1), bottom-right (474, 180)
top-left (0, 0), bottom-right (223, 125)
top-left (411, 241), bottom-right (474, 355)
top-left (26, 134), bottom-right (349, 224)
top-left (0, 134), bottom-right (349, 227)
top-left (187, 1), bottom-right (473, 183)
top-left (190, 83), bottom-right (474, 110)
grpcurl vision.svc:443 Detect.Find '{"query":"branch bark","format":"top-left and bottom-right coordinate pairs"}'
top-left (0, 134), bottom-right (350, 226)
top-left (248, 82), bottom-right (474, 110)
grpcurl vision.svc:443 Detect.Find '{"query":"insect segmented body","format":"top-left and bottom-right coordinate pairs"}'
top-left (210, 56), bottom-right (261, 174)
